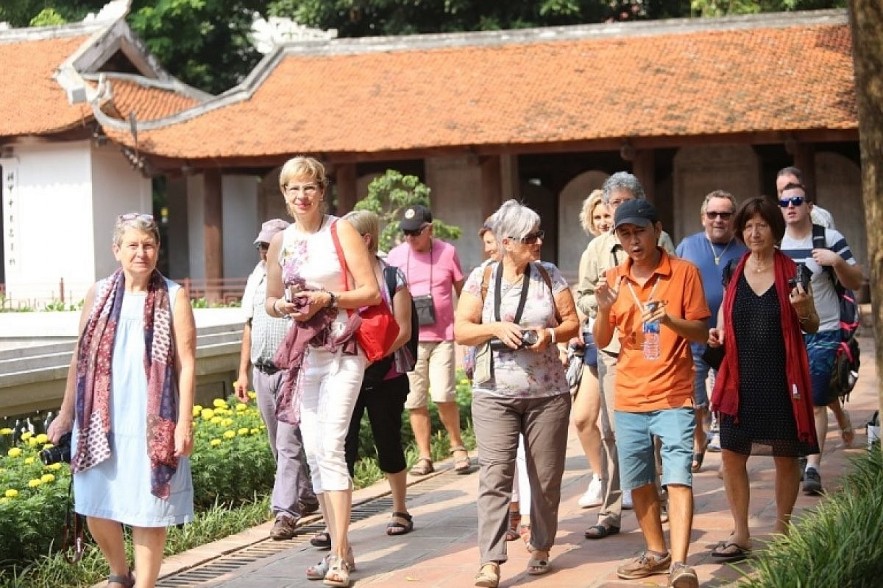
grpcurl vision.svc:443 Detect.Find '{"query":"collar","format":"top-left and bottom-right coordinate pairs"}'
top-left (614, 247), bottom-right (673, 283)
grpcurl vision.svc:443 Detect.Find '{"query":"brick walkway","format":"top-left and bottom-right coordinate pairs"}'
top-left (152, 336), bottom-right (878, 588)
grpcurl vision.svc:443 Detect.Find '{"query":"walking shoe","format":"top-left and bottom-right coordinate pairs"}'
top-left (798, 456), bottom-right (808, 481)
top-left (622, 488), bottom-right (634, 510)
top-left (578, 475), bottom-right (604, 508)
top-left (669, 562), bottom-right (699, 588)
top-left (707, 431), bottom-right (721, 452)
top-left (299, 500), bottom-right (320, 516)
top-left (803, 467), bottom-right (823, 495)
top-left (270, 516), bottom-right (299, 540)
top-left (616, 550), bottom-right (671, 580)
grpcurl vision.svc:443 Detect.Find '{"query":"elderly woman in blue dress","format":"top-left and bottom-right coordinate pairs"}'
top-left (455, 199), bottom-right (579, 588)
top-left (49, 213), bottom-right (196, 588)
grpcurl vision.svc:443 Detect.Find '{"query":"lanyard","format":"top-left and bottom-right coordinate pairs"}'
top-left (625, 274), bottom-right (661, 312)
top-left (494, 262), bottom-right (531, 324)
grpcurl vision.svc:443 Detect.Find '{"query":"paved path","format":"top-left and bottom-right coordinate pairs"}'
top-left (153, 336), bottom-right (878, 588)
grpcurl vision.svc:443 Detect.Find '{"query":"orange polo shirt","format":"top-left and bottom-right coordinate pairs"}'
top-left (605, 249), bottom-right (710, 412)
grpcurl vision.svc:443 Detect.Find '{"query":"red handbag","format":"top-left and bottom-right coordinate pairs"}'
top-left (330, 220), bottom-right (400, 362)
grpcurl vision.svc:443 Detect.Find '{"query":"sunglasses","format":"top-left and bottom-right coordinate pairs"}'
top-left (515, 230), bottom-right (545, 244)
top-left (255, 242), bottom-right (269, 251)
top-left (778, 196), bottom-right (806, 208)
top-left (705, 211), bottom-right (733, 220)
top-left (118, 212), bottom-right (154, 222)
top-left (403, 225), bottom-right (429, 237)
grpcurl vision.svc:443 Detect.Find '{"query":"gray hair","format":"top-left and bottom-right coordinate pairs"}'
top-left (700, 190), bottom-right (737, 215)
top-left (113, 213), bottom-right (159, 246)
top-left (602, 172), bottom-right (645, 203)
top-left (489, 199), bottom-right (540, 243)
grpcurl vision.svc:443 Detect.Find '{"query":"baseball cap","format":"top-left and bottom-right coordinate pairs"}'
top-left (613, 199), bottom-right (658, 230)
top-left (399, 205), bottom-right (433, 232)
top-left (254, 218), bottom-right (290, 245)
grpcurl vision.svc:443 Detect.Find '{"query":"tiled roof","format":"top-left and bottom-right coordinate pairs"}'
top-left (0, 33), bottom-right (94, 137)
top-left (109, 11), bottom-right (856, 161)
top-left (97, 76), bottom-right (202, 122)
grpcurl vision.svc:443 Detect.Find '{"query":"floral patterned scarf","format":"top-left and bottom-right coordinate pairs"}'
top-left (72, 269), bottom-right (180, 499)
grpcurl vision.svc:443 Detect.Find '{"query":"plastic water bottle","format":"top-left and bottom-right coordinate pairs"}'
top-left (643, 320), bottom-right (660, 360)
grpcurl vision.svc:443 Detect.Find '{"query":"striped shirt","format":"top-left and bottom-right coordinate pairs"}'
top-left (242, 262), bottom-right (290, 366)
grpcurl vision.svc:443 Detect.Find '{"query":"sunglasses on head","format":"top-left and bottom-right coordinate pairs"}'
top-left (778, 196), bottom-right (806, 208)
top-left (118, 212), bottom-right (154, 222)
top-left (403, 225), bottom-right (429, 237)
top-left (514, 230), bottom-right (544, 244)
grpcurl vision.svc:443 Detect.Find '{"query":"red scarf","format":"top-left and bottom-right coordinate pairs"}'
top-left (711, 251), bottom-right (817, 447)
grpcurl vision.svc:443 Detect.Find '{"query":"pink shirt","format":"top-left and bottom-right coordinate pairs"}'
top-left (387, 239), bottom-right (464, 342)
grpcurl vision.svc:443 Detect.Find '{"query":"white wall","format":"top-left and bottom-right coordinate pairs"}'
top-left (424, 156), bottom-right (482, 272)
top-left (222, 175), bottom-right (260, 278)
top-left (186, 175), bottom-right (206, 280)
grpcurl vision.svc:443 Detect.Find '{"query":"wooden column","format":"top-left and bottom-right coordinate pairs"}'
top-left (335, 163), bottom-right (357, 215)
top-left (203, 169), bottom-right (223, 303)
top-left (632, 149), bottom-right (656, 203)
top-left (793, 143), bottom-right (817, 194)
top-left (480, 155), bottom-right (502, 222)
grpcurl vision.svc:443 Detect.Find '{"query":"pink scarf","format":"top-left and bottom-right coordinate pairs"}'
top-left (711, 251), bottom-right (817, 448)
top-left (72, 269), bottom-right (180, 499)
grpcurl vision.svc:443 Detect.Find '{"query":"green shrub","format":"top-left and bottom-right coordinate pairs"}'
top-left (740, 449), bottom-right (883, 587)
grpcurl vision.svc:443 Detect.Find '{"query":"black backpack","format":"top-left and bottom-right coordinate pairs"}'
top-left (362, 265), bottom-right (418, 387)
top-left (811, 224), bottom-right (861, 399)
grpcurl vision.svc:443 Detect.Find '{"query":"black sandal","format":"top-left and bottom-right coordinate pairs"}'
top-left (310, 530), bottom-right (332, 550)
top-left (107, 570), bottom-right (135, 587)
top-left (386, 511), bottom-right (414, 536)
top-left (584, 524), bottom-right (620, 539)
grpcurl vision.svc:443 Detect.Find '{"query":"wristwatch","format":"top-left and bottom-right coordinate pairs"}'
top-left (326, 291), bottom-right (338, 309)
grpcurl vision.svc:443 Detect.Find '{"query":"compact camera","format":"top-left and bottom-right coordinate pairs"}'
top-left (788, 263), bottom-right (810, 291)
top-left (39, 432), bottom-right (72, 465)
top-left (489, 329), bottom-right (539, 351)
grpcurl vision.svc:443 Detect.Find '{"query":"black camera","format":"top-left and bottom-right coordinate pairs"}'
top-left (519, 329), bottom-right (539, 348)
top-left (39, 433), bottom-right (72, 465)
top-left (788, 263), bottom-right (810, 291)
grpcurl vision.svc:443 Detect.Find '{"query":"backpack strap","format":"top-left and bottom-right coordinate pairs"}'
top-left (383, 265), bottom-right (398, 310)
top-left (534, 262), bottom-right (563, 324)
top-left (811, 223), bottom-right (842, 294)
top-left (479, 262), bottom-right (495, 302)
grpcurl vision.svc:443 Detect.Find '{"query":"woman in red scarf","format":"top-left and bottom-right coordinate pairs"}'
top-left (708, 196), bottom-right (819, 562)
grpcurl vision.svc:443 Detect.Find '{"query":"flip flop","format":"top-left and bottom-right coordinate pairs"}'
top-left (692, 450), bottom-right (705, 473)
top-left (711, 541), bottom-right (751, 562)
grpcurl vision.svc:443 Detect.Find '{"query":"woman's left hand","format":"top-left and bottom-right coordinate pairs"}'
top-left (526, 327), bottom-right (552, 353)
top-left (288, 290), bottom-right (330, 322)
top-left (789, 282), bottom-right (812, 314)
top-left (174, 421), bottom-right (194, 458)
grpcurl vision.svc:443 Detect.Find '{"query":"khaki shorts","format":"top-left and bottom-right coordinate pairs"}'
top-left (405, 340), bottom-right (457, 409)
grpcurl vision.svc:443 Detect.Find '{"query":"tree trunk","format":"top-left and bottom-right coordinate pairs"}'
top-left (847, 1), bottom-right (883, 455)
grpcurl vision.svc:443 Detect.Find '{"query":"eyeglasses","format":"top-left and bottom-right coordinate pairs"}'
top-left (705, 211), bottom-right (734, 220)
top-left (284, 183), bottom-right (319, 197)
top-left (118, 213), bottom-right (154, 222)
top-left (513, 230), bottom-right (544, 244)
top-left (403, 224), bottom-right (429, 237)
top-left (778, 196), bottom-right (806, 208)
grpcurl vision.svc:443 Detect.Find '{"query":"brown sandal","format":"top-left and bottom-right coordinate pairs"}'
top-left (409, 457), bottom-right (434, 476)
top-left (451, 446), bottom-right (472, 474)
top-left (505, 510), bottom-right (521, 541)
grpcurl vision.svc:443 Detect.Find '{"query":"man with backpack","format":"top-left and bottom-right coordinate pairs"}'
top-left (779, 181), bottom-right (864, 495)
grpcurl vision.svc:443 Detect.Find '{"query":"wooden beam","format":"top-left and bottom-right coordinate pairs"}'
top-left (203, 170), bottom-right (223, 302)
top-left (335, 163), bottom-right (357, 215)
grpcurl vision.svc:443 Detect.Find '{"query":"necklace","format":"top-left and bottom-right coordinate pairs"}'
top-left (705, 234), bottom-right (733, 266)
top-left (750, 255), bottom-right (771, 273)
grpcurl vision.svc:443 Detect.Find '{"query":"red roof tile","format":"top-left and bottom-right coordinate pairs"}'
top-left (101, 76), bottom-right (202, 122)
top-left (108, 12), bottom-right (856, 161)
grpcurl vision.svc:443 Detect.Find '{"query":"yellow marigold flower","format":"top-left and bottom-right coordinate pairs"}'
top-left (210, 439), bottom-right (222, 447)
top-left (210, 416), bottom-right (223, 424)
top-left (213, 398), bottom-right (227, 408)
top-left (20, 431), bottom-right (33, 441)
top-left (0, 497), bottom-right (8, 505)
top-left (0, 427), bottom-right (14, 435)
top-left (250, 428), bottom-right (260, 435)
top-left (223, 430), bottom-right (236, 439)
top-left (41, 474), bottom-right (55, 484)
top-left (192, 406), bottom-right (203, 417)
top-left (236, 403), bottom-right (248, 412)
top-left (35, 433), bottom-right (49, 444)
top-left (28, 479), bottom-right (43, 488)
top-left (4, 489), bottom-right (18, 498)
top-left (247, 391), bottom-right (256, 400)
top-left (237, 427), bottom-right (249, 436)
top-left (215, 407), bottom-right (230, 415)
top-left (42, 443), bottom-right (53, 450)
top-left (221, 418), bottom-right (233, 427)
top-left (201, 408), bottom-right (215, 420)
top-left (7, 448), bottom-right (22, 458)
top-left (24, 457), bottom-right (35, 465)
top-left (27, 437), bottom-right (38, 446)
top-left (46, 463), bottom-right (62, 471)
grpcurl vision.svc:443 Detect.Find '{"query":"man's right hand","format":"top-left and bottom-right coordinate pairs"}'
top-left (234, 374), bottom-right (251, 403)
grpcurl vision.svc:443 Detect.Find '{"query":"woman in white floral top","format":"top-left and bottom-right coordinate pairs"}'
top-left (455, 199), bottom-right (579, 587)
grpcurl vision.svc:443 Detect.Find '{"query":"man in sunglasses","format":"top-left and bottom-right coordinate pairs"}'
top-left (387, 205), bottom-right (470, 476)
top-left (235, 219), bottom-right (319, 539)
top-left (776, 166), bottom-right (835, 229)
top-left (675, 191), bottom-right (747, 473)
top-left (779, 182), bottom-right (864, 495)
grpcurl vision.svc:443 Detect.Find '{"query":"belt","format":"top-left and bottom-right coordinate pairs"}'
top-left (255, 362), bottom-right (279, 375)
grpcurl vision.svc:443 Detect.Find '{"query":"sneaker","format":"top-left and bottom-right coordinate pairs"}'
top-left (669, 562), bottom-right (699, 588)
top-left (803, 467), bottom-right (823, 495)
top-left (616, 550), bottom-right (672, 580)
top-left (299, 500), bottom-right (320, 516)
top-left (707, 431), bottom-right (721, 452)
top-left (269, 516), bottom-right (299, 540)
top-left (798, 456), bottom-right (808, 481)
top-left (578, 475), bottom-right (604, 508)
top-left (622, 488), bottom-right (634, 510)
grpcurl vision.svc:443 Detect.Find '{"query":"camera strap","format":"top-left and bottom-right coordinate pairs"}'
top-left (494, 261), bottom-right (530, 324)
top-left (61, 478), bottom-right (86, 564)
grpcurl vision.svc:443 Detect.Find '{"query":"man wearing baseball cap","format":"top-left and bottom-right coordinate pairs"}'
top-left (387, 204), bottom-right (471, 476)
top-left (235, 219), bottom-right (318, 540)
top-left (594, 199), bottom-right (709, 588)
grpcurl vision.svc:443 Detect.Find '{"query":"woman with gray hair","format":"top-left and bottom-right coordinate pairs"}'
top-left (455, 199), bottom-right (579, 587)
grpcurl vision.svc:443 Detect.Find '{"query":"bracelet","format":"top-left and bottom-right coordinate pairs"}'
top-left (272, 298), bottom-right (283, 317)
top-left (547, 328), bottom-right (556, 344)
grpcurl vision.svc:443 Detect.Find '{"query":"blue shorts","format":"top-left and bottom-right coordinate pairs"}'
top-left (804, 330), bottom-right (840, 407)
top-left (615, 408), bottom-right (695, 490)
top-left (690, 342), bottom-right (712, 408)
